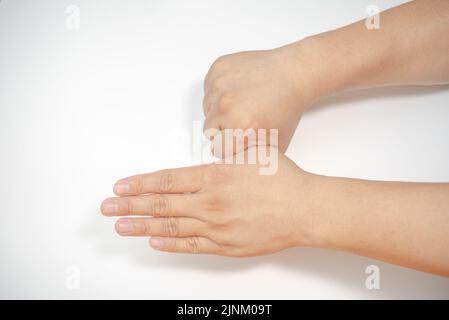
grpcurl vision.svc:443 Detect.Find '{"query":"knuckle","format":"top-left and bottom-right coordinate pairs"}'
top-left (151, 194), bottom-right (171, 217)
top-left (202, 163), bottom-right (221, 184)
top-left (216, 94), bottom-right (233, 113)
top-left (204, 163), bottom-right (232, 184)
top-left (142, 221), bottom-right (151, 235)
top-left (158, 171), bottom-right (175, 192)
top-left (206, 164), bottom-right (234, 188)
top-left (200, 192), bottom-right (226, 215)
top-left (202, 95), bottom-right (211, 114)
top-left (211, 76), bottom-right (226, 93)
top-left (209, 214), bottom-right (231, 232)
top-left (135, 177), bottom-right (143, 194)
top-left (185, 236), bottom-right (201, 254)
top-left (163, 217), bottom-right (179, 237)
top-left (125, 198), bottom-right (134, 214)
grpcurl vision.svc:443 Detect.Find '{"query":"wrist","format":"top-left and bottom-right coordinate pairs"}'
top-left (287, 170), bottom-right (334, 249)
top-left (289, 171), bottom-right (356, 251)
top-left (275, 36), bottom-right (347, 105)
top-left (297, 34), bottom-right (358, 98)
top-left (279, 26), bottom-right (392, 103)
top-left (272, 39), bottom-right (325, 109)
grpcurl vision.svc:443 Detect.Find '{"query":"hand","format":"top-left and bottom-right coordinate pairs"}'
top-left (100, 148), bottom-right (319, 256)
top-left (203, 42), bottom-right (319, 154)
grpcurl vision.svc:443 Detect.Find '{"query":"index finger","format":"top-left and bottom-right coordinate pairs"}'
top-left (113, 165), bottom-right (206, 196)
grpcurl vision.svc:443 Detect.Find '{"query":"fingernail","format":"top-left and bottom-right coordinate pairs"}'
top-left (116, 220), bottom-right (134, 235)
top-left (101, 199), bottom-right (119, 215)
top-left (150, 237), bottom-right (165, 248)
top-left (114, 182), bottom-right (131, 195)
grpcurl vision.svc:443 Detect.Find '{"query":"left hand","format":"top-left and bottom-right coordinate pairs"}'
top-left (101, 148), bottom-right (319, 256)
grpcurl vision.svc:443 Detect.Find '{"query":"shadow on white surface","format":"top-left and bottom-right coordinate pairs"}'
top-left (82, 83), bottom-right (449, 299)
top-left (187, 80), bottom-right (206, 124)
top-left (309, 85), bottom-right (449, 114)
top-left (83, 211), bottom-right (449, 299)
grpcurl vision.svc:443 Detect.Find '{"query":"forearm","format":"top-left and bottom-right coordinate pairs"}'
top-left (304, 173), bottom-right (449, 276)
top-left (284, 0), bottom-right (449, 101)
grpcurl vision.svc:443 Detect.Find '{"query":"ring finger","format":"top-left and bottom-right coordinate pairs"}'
top-left (115, 217), bottom-right (207, 238)
top-left (101, 194), bottom-right (201, 218)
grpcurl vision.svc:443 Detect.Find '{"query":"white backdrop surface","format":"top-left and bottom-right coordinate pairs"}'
top-left (0, 0), bottom-right (449, 299)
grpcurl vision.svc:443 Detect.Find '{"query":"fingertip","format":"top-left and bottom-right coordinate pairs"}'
top-left (115, 219), bottom-right (134, 236)
top-left (113, 181), bottom-right (131, 195)
top-left (100, 198), bottom-right (119, 216)
top-left (149, 237), bottom-right (165, 250)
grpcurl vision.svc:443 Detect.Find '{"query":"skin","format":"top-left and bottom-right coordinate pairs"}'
top-left (102, 150), bottom-right (316, 257)
top-left (203, 0), bottom-right (449, 154)
top-left (101, 0), bottom-right (449, 276)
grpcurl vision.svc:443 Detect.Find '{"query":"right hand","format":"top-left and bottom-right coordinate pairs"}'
top-left (203, 40), bottom-right (319, 155)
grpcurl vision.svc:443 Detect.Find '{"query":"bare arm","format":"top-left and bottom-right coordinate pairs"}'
top-left (309, 174), bottom-right (449, 276)
top-left (284, 0), bottom-right (449, 276)
top-left (101, 1), bottom-right (449, 277)
top-left (102, 148), bottom-right (449, 277)
top-left (203, 0), bottom-right (449, 153)
top-left (297, 0), bottom-right (449, 98)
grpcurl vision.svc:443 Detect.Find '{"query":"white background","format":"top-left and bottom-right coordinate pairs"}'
top-left (1, 0), bottom-right (449, 299)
